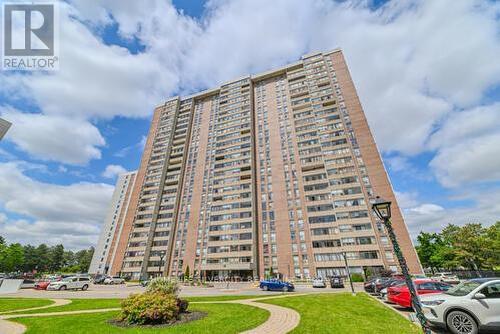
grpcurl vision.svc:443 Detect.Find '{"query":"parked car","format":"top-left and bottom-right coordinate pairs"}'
top-left (375, 278), bottom-right (403, 294)
top-left (421, 278), bottom-right (500, 334)
top-left (312, 278), bottom-right (326, 288)
top-left (20, 279), bottom-right (36, 289)
top-left (93, 274), bottom-right (107, 284)
top-left (365, 277), bottom-right (392, 293)
top-left (380, 280), bottom-right (406, 302)
top-left (388, 279), bottom-right (452, 308)
top-left (259, 279), bottom-right (294, 292)
top-left (47, 276), bottom-right (90, 291)
top-left (330, 276), bottom-right (344, 288)
top-left (103, 276), bottom-right (125, 285)
top-left (364, 278), bottom-right (378, 293)
top-left (34, 280), bottom-right (53, 290)
top-left (431, 272), bottom-right (460, 284)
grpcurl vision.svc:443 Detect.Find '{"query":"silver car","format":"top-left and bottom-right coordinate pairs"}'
top-left (421, 278), bottom-right (500, 334)
top-left (312, 278), bottom-right (326, 288)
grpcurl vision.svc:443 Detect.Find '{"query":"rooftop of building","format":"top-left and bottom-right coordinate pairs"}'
top-left (156, 48), bottom-right (342, 109)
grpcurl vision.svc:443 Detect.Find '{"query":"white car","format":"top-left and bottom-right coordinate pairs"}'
top-left (312, 278), bottom-right (326, 288)
top-left (103, 276), bottom-right (125, 285)
top-left (431, 272), bottom-right (460, 284)
top-left (420, 278), bottom-right (500, 334)
top-left (47, 276), bottom-right (90, 291)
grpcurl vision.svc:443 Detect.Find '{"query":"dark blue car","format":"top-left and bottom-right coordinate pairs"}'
top-left (259, 279), bottom-right (295, 292)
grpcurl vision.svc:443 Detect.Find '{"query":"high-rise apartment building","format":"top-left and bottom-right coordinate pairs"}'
top-left (107, 49), bottom-right (422, 280)
top-left (0, 117), bottom-right (11, 140)
top-left (89, 171), bottom-right (137, 275)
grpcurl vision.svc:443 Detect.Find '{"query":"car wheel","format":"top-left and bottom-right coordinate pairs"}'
top-left (447, 310), bottom-right (478, 334)
top-left (81, 284), bottom-right (88, 291)
top-left (282, 286), bottom-right (289, 292)
top-left (262, 285), bottom-right (269, 291)
top-left (58, 285), bottom-right (67, 291)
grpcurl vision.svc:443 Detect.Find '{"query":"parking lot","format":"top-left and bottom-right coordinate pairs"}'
top-left (3, 281), bottom-right (452, 332)
top-left (6, 281), bottom-right (366, 299)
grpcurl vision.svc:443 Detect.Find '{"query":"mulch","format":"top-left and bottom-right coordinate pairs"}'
top-left (108, 311), bottom-right (207, 328)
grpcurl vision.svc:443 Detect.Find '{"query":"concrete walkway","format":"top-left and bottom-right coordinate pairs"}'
top-left (0, 294), bottom-right (303, 334)
top-left (238, 300), bottom-right (300, 334)
top-left (0, 319), bottom-right (26, 334)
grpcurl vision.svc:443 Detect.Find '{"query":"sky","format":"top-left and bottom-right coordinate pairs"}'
top-left (0, 0), bottom-right (499, 249)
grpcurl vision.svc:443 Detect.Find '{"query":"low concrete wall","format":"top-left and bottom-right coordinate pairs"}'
top-left (0, 279), bottom-right (23, 294)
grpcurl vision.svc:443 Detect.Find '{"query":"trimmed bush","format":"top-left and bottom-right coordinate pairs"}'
top-left (146, 277), bottom-right (180, 296)
top-left (119, 292), bottom-right (180, 325)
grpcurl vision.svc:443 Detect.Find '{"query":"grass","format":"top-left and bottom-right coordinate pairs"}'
top-left (184, 294), bottom-right (268, 302)
top-left (11, 298), bottom-right (122, 314)
top-left (0, 298), bottom-right (54, 313)
top-left (12, 303), bottom-right (269, 334)
top-left (262, 293), bottom-right (420, 334)
top-left (10, 295), bottom-right (270, 314)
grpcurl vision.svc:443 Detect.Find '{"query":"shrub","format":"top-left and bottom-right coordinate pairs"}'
top-left (350, 273), bottom-right (364, 282)
top-left (177, 298), bottom-right (189, 313)
top-left (119, 292), bottom-right (180, 325)
top-left (146, 277), bottom-right (179, 296)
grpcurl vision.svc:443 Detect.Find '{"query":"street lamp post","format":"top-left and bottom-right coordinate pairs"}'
top-left (372, 196), bottom-right (431, 334)
top-left (342, 251), bottom-right (356, 295)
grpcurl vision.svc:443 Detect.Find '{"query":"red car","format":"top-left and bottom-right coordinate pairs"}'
top-left (34, 280), bottom-right (51, 290)
top-left (387, 279), bottom-right (451, 308)
top-left (35, 277), bottom-right (61, 290)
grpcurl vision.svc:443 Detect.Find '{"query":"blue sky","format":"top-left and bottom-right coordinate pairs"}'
top-left (0, 0), bottom-right (499, 249)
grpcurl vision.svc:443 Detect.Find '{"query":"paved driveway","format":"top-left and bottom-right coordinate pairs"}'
top-left (3, 282), bottom-right (366, 299)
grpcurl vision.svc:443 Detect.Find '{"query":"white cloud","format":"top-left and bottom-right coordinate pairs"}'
top-left (1, 0), bottom-right (499, 166)
top-left (408, 203), bottom-right (445, 215)
top-left (1, 0), bottom-right (500, 245)
top-left (0, 161), bottom-right (114, 248)
top-left (398, 189), bottom-right (500, 238)
top-left (102, 164), bottom-right (127, 179)
top-left (1, 107), bottom-right (105, 165)
top-left (394, 190), bottom-right (419, 208)
top-left (429, 103), bottom-right (500, 187)
top-left (8, 1), bottom-right (500, 136)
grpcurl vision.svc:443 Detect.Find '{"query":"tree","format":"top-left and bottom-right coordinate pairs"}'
top-left (49, 244), bottom-right (65, 272)
top-left (35, 244), bottom-right (50, 272)
top-left (22, 245), bottom-right (38, 272)
top-left (416, 222), bottom-right (500, 271)
top-left (484, 222), bottom-right (500, 269)
top-left (184, 265), bottom-right (190, 280)
top-left (2, 243), bottom-right (25, 272)
top-left (416, 232), bottom-right (444, 273)
top-left (74, 247), bottom-right (94, 272)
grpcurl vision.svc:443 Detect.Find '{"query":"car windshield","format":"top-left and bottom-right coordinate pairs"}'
top-left (445, 281), bottom-right (481, 296)
top-left (61, 277), bottom-right (73, 282)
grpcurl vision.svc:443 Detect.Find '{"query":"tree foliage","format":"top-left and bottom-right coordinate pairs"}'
top-left (0, 236), bottom-right (95, 274)
top-left (416, 222), bottom-right (500, 271)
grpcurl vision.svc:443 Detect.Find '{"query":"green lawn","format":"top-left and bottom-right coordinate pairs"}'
top-left (11, 298), bottom-right (122, 314)
top-left (9, 296), bottom-right (268, 315)
top-left (0, 298), bottom-right (54, 313)
top-left (12, 303), bottom-right (269, 334)
top-left (184, 294), bottom-right (268, 302)
top-left (262, 293), bottom-right (420, 334)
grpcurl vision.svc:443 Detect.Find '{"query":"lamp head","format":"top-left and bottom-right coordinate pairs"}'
top-left (372, 196), bottom-right (392, 220)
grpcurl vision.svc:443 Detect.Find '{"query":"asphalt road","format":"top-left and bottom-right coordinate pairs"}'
top-left (3, 283), bottom-right (450, 333)
top-left (3, 282), bottom-right (366, 299)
